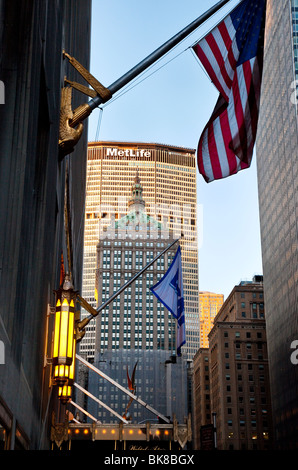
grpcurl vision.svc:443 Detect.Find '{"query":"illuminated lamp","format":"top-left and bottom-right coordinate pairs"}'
top-left (52, 274), bottom-right (77, 386)
top-left (58, 385), bottom-right (72, 404)
top-left (53, 364), bottom-right (70, 385)
top-left (60, 336), bottom-right (77, 403)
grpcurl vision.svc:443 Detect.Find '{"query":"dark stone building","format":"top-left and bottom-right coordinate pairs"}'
top-left (0, 0), bottom-right (91, 449)
top-left (256, 0), bottom-right (298, 449)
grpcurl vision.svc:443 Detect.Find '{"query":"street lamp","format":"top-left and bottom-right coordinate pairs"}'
top-left (50, 273), bottom-right (94, 404)
top-left (52, 274), bottom-right (77, 387)
top-left (58, 336), bottom-right (76, 403)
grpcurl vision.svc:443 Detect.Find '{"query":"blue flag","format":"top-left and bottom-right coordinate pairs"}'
top-left (150, 246), bottom-right (186, 355)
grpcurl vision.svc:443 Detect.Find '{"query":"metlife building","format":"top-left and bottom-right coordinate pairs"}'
top-left (79, 141), bottom-right (199, 363)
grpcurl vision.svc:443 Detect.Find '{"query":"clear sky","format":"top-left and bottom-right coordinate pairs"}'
top-left (87, 0), bottom-right (263, 300)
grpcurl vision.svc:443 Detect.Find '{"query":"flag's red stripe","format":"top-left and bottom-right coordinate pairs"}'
top-left (240, 59), bottom-right (261, 166)
top-left (243, 59), bottom-right (259, 148)
top-left (219, 21), bottom-right (238, 72)
top-left (219, 110), bottom-right (239, 176)
top-left (242, 60), bottom-right (254, 161)
top-left (227, 44), bottom-right (237, 70)
top-left (207, 122), bottom-right (223, 180)
top-left (240, 160), bottom-right (250, 170)
top-left (205, 33), bottom-right (233, 91)
top-left (231, 69), bottom-right (248, 162)
top-left (240, 59), bottom-right (260, 166)
top-left (218, 21), bottom-right (232, 51)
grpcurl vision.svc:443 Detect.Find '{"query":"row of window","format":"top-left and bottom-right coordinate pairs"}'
top-left (101, 319), bottom-right (168, 326)
top-left (240, 293), bottom-right (263, 299)
top-left (227, 420), bottom-right (269, 429)
top-left (224, 331), bottom-right (263, 339)
top-left (103, 241), bottom-right (158, 246)
top-left (225, 369), bottom-right (266, 381)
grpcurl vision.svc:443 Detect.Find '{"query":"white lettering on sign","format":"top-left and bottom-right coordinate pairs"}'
top-left (106, 148), bottom-right (151, 158)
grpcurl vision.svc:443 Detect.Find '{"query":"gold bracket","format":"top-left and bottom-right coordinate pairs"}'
top-left (64, 78), bottom-right (97, 98)
top-left (75, 294), bottom-right (98, 340)
top-left (63, 51), bottom-right (112, 102)
top-left (59, 51), bottom-right (112, 157)
top-left (76, 294), bottom-right (97, 317)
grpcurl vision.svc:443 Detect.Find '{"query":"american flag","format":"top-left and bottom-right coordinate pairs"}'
top-left (193, 0), bottom-right (267, 183)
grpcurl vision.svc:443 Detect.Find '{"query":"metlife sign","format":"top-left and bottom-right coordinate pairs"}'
top-left (106, 148), bottom-right (151, 158)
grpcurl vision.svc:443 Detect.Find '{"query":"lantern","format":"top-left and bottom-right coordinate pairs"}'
top-left (53, 364), bottom-right (70, 385)
top-left (58, 385), bottom-right (72, 404)
top-left (52, 274), bottom-right (77, 386)
top-left (58, 335), bottom-right (76, 403)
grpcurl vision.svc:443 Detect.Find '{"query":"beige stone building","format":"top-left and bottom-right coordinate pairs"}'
top-left (199, 292), bottom-right (224, 348)
top-left (193, 277), bottom-right (274, 450)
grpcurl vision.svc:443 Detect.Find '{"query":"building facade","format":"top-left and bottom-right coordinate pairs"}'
top-left (81, 174), bottom-right (188, 425)
top-left (80, 141), bottom-right (199, 361)
top-left (94, 173), bottom-right (177, 353)
top-left (0, 0), bottom-right (91, 449)
top-left (193, 278), bottom-right (273, 450)
top-left (192, 348), bottom-right (211, 449)
top-left (256, 0), bottom-right (298, 449)
top-left (199, 292), bottom-right (224, 348)
top-left (292, 0), bottom-right (298, 96)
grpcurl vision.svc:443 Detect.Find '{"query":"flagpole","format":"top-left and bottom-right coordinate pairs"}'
top-left (70, 0), bottom-right (232, 127)
top-left (77, 237), bottom-right (181, 331)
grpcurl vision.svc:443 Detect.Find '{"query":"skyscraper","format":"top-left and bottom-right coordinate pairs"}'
top-left (256, 0), bottom-right (298, 449)
top-left (80, 141), bottom-right (199, 361)
top-left (199, 292), bottom-right (224, 348)
top-left (94, 173), bottom-right (177, 353)
top-left (84, 175), bottom-right (188, 424)
top-left (292, 1), bottom-right (298, 95)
